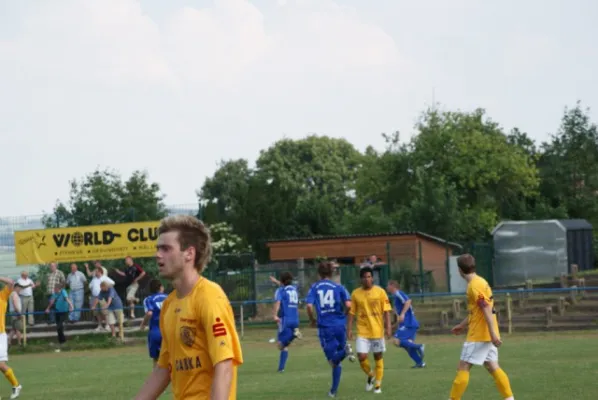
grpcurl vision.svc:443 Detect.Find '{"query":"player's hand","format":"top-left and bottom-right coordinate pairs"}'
top-left (398, 314), bottom-right (405, 323)
top-left (451, 324), bottom-right (464, 335)
top-left (45, 309), bottom-right (50, 314)
top-left (310, 320), bottom-right (316, 328)
top-left (347, 331), bottom-right (353, 340)
top-left (273, 316), bottom-right (280, 323)
top-left (491, 334), bottom-right (502, 347)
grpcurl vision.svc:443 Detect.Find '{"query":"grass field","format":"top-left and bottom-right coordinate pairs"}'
top-left (4, 329), bottom-right (598, 399)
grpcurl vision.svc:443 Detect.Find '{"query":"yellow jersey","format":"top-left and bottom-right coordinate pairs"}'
top-left (349, 286), bottom-right (391, 339)
top-left (0, 286), bottom-right (9, 333)
top-left (157, 277), bottom-right (243, 400)
top-left (466, 275), bottom-right (500, 342)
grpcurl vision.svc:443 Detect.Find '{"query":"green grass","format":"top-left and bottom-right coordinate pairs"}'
top-left (4, 329), bottom-right (598, 399)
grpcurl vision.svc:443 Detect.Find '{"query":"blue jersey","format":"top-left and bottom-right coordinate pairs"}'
top-left (143, 293), bottom-right (167, 331)
top-left (306, 279), bottom-right (350, 328)
top-left (393, 290), bottom-right (419, 329)
top-left (275, 285), bottom-right (300, 327)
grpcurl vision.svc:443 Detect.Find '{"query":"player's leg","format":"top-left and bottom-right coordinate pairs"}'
top-left (355, 337), bottom-right (375, 391)
top-left (148, 332), bottom-right (161, 369)
top-left (394, 328), bottom-right (425, 367)
top-left (483, 347), bottom-right (514, 400)
top-left (319, 328), bottom-right (342, 397)
top-left (55, 312), bottom-right (67, 348)
top-left (449, 342), bottom-right (491, 400)
top-left (336, 327), bottom-right (355, 363)
top-left (0, 333), bottom-right (22, 399)
top-left (372, 339), bottom-right (386, 394)
top-left (277, 327), bottom-right (293, 372)
top-left (126, 284), bottom-right (137, 319)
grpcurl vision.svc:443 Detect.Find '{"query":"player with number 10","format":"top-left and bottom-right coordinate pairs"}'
top-left (272, 272), bottom-right (302, 372)
top-left (306, 262), bottom-right (356, 398)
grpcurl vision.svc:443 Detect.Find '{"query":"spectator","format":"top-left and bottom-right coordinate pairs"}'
top-left (45, 283), bottom-right (74, 352)
top-left (15, 271), bottom-right (38, 326)
top-left (66, 264), bottom-right (87, 323)
top-left (113, 256), bottom-right (146, 319)
top-left (91, 281), bottom-right (124, 339)
top-left (88, 266), bottom-right (114, 332)
top-left (8, 284), bottom-right (23, 347)
top-left (45, 262), bottom-right (65, 325)
top-left (84, 261), bottom-right (107, 279)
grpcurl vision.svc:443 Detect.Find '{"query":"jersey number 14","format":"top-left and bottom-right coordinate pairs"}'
top-left (317, 289), bottom-right (335, 308)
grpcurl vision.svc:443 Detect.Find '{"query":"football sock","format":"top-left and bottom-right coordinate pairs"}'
top-left (407, 347), bottom-right (423, 364)
top-left (491, 368), bottom-right (514, 398)
top-left (3, 368), bottom-right (19, 387)
top-left (278, 350), bottom-right (289, 371)
top-left (331, 365), bottom-right (342, 394)
top-left (359, 359), bottom-right (373, 376)
top-left (449, 370), bottom-right (469, 400)
top-left (374, 359), bottom-right (384, 386)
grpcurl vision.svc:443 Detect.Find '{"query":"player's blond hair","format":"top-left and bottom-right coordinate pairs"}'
top-left (158, 215), bottom-right (212, 274)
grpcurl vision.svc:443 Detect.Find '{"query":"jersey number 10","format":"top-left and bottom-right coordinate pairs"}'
top-left (317, 289), bottom-right (335, 308)
top-left (288, 290), bottom-right (299, 304)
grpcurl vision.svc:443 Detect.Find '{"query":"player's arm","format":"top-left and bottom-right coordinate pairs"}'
top-left (139, 299), bottom-right (153, 331)
top-left (133, 266), bottom-right (146, 283)
top-left (272, 288), bottom-right (282, 322)
top-left (305, 287), bottom-right (316, 326)
top-left (269, 276), bottom-right (282, 286)
top-left (45, 297), bottom-right (56, 312)
top-left (114, 269), bottom-right (126, 276)
top-left (201, 294), bottom-right (243, 400)
top-left (382, 293), bottom-right (392, 338)
top-left (0, 277), bottom-right (14, 288)
top-left (477, 294), bottom-right (501, 345)
top-left (347, 292), bottom-right (357, 339)
top-left (134, 367), bottom-right (171, 400)
top-left (212, 359), bottom-right (234, 400)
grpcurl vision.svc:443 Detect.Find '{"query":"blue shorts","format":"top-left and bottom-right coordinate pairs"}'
top-left (148, 329), bottom-right (162, 360)
top-left (318, 326), bottom-right (347, 361)
top-left (394, 326), bottom-right (418, 342)
top-left (277, 323), bottom-right (298, 347)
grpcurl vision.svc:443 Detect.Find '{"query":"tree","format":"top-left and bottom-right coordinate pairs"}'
top-left (45, 169), bottom-right (167, 228)
top-left (539, 102), bottom-right (598, 222)
top-left (199, 135), bottom-right (364, 260)
top-left (210, 222), bottom-right (251, 255)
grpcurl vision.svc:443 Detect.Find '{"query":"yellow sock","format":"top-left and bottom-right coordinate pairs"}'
top-left (359, 359), bottom-right (373, 377)
top-left (491, 368), bottom-right (513, 398)
top-left (374, 359), bottom-right (384, 386)
top-left (449, 370), bottom-right (469, 400)
top-left (4, 368), bottom-right (19, 387)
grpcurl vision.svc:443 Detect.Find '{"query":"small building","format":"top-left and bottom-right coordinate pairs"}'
top-left (492, 219), bottom-right (594, 286)
top-left (267, 232), bottom-right (461, 291)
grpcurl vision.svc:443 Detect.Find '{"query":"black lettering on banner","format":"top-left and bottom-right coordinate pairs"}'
top-left (127, 227), bottom-right (158, 243)
top-left (52, 230), bottom-right (122, 248)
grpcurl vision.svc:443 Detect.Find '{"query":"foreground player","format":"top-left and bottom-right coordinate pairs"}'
top-left (306, 261), bottom-right (356, 398)
top-left (139, 279), bottom-right (167, 367)
top-left (347, 267), bottom-right (392, 394)
top-left (0, 276), bottom-right (22, 399)
top-left (386, 280), bottom-right (426, 368)
top-left (272, 272), bottom-right (301, 372)
top-left (448, 254), bottom-right (514, 400)
top-left (135, 215), bottom-right (243, 400)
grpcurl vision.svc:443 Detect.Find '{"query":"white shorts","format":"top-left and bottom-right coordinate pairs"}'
top-left (356, 337), bottom-right (386, 354)
top-left (0, 333), bottom-right (8, 362)
top-left (460, 341), bottom-right (498, 365)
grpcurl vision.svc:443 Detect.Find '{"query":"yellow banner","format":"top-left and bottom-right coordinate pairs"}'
top-left (14, 221), bottom-right (160, 265)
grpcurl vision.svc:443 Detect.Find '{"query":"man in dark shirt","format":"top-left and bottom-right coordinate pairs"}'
top-left (114, 256), bottom-right (146, 319)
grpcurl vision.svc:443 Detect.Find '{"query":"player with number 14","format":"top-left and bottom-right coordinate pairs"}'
top-left (306, 262), bottom-right (355, 398)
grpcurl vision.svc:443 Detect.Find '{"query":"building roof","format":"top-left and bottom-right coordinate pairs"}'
top-left (267, 231), bottom-right (462, 249)
top-left (491, 219), bottom-right (593, 235)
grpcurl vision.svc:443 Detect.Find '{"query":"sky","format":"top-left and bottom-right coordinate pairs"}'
top-left (1, 0), bottom-right (597, 218)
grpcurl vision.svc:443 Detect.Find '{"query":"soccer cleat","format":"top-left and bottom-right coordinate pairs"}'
top-left (345, 343), bottom-right (356, 362)
top-left (374, 386), bottom-right (382, 394)
top-left (293, 328), bottom-right (302, 339)
top-left (328, 391), bottom-right (336, 398)
top-left (365, 376), bottom-right (375, 391)
top-left (412, 362), bottom-right (426, 368)
top-left (10, 385), bottom-right (22, 399)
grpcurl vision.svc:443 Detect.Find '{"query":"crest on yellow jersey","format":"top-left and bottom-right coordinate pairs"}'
top-left (180, 326), bottom-right (196, 347)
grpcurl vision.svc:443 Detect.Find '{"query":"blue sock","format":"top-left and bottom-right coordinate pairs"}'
top-left (278, 350), bottom-right (289, 371)
top-left (331, 365), bottom-right (342, 394)
top-left (407, 347), bottom-right (422, 364)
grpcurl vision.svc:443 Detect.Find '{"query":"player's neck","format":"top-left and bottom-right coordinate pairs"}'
top-left (173, 268), bottom-right (201, 298)
top-left (463, 272), bottom-right (477, 282)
